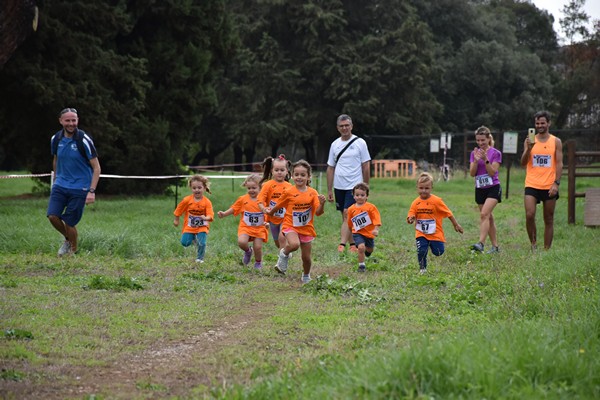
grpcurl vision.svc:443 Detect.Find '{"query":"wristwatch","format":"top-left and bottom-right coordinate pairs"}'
top-left (89, 188), bottom-right (96, 193)
top-left (554, 180), bottom-right (560, 186)
top-left (485, 161), bottom-right (490, 164)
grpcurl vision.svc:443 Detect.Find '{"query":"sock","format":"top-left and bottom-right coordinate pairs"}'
top-left (359, 263), bottom-right (366, 267)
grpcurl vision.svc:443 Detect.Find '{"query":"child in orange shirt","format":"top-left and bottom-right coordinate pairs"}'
top-left (173, 175), bottom-right (214, 263)
top-left (347, 182), bottom-right (381, 272)
top-left (258, 154), bottom-right (292, 250)
top-left (268, 160), bottom-right (326, 284)
top-left (218, 174), bottom-right (268, 269)
top-left (406, 172), bottom-right (463, 274)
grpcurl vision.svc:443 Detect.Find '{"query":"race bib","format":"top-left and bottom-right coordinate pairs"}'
top-left (270, 200), bottom-right (285, 218)
top-left (416, 219), bottom-right (436, 234)
top-left (351, 211), bottom-right (372, 231)
top-left (293, 208), bottom-right (312, 227)
top-left (532, 155), bottom-right (552, 168)
top-left (475, 174), bottom-right (493, 188)
top-left (188, 215), bottom-right (205, 228)
top-left (243, 211), bottom-right (264, 227)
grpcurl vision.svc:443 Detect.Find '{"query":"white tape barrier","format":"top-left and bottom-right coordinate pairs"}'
top-left (0, 173), bottom-right (249, 180)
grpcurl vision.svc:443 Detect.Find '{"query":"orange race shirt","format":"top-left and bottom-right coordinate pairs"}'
top-left (347, 202), bottom-right (381, 238)
top-left (525, 134), bottom-right (557, 190)
top-left (407, 194), bottom-right (453, 242)
top-left (258, 179), bottom-right (292, 224)
top-left (275, 186), bottom-right (322, 237)
top-left (230, 194), bottom-right (268, 241)
top-left (173, 195), bottom-right (214, 234)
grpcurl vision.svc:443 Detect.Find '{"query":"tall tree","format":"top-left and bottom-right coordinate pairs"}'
top-left (555, 2), bottom-right (599, 128)
top-left (0, 0), bottom-right (236, 193)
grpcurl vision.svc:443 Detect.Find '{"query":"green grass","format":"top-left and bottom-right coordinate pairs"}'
top-left (1, 168), bottom-right (599, 399)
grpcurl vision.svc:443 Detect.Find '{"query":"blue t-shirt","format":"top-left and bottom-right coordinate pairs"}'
top-left (52, 130), bottom-right (96, 190)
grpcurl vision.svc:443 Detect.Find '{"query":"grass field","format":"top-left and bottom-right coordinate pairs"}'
top-left (1, 168), bottom-right (599, 399)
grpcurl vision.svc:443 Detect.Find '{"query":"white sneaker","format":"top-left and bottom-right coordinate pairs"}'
top-left (275, 248), bottom-right (289, 274)
top-left (302, 274), bottom-right (311, 284)
top-left (195, 258), bottom-right (204, 263)
top-left (57, 240), bottom-right (71, 256)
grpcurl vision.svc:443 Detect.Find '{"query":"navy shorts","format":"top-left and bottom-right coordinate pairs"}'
top-left (334, 189), bottom-right (355, 212)
top-left (47, 185), bottom-right (87, 227)
top-left (525, 187), bottom-right (559, 203)
top-left (475, 184), bottom-right (502, 205)
top-left (352, 233), bottom-right (375, 249)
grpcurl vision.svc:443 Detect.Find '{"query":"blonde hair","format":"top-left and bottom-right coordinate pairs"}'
top-left (189, 175), bottom-right (211, 194)
top-left (475, 125), bottom-right (495, 147)
top-left (417, 172), bottom-right (434, 186)
top-left (242, 173), bottom-right (262, 188)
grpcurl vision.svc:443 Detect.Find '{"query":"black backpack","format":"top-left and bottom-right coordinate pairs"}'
top-left (51, 129), bottom-right (93, 168)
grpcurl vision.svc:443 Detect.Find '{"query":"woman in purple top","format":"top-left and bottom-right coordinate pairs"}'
top-left (469, 126), bottom-right (502, 253)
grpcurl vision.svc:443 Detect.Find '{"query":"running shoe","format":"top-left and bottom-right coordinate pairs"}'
top-left (242, 248), bottom-right (253, 265)
top-left (57, 240), bottom-right (72, 256)
top-left (471, 242), bottom-right (484, 252)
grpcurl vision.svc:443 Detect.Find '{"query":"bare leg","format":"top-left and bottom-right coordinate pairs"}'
top-left (478, 198), bottom-right (498, 245)
top-left (253, 238), bottom-right (263, 261)
top-left (283, 232), bottom-right (300, 254)
top-left (524, 195), bottom-right (538, 246)
top-left (542, 199), bottom-right (557, 249)
top-left (357, 243), bottom-right (366, 263)
top-left (48, 215), bottom-right (68, 238)
top-left (340, 209), bottom-right (352, 245)
top-left (237, 234), bottom-right (250, 252)
top-left (300, 242), bottom-right (312, 275)
top-left (65, 224), bottom-right (78, 253)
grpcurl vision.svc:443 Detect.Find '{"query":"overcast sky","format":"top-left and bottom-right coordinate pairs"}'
top-left (530, 0), bottom-right (599, 41)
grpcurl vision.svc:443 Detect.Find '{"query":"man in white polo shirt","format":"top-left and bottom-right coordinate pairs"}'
top-left (326, 114), bottom-right (371, 253)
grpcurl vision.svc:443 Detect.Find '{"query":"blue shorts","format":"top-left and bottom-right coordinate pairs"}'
top-left (334, 189), bottom-right (356, 212)
top-left (352, 233), bottom-right (374, 249)
top-left (47, 185), bottom-right (88, 227)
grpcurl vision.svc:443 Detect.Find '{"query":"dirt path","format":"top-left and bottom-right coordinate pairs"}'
top-left (2, 296), bottom-right (281, 399)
